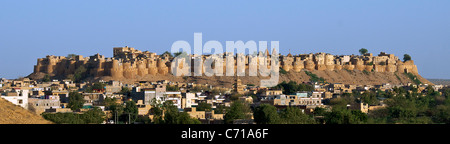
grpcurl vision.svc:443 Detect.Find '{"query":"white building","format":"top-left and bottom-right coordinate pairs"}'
top-left (311, 91), bottom-right (324, 98)
top-left (1, 89), bottom-right (29, 109)
top-left (28, 96), bottom-right (61, 114)
top-left (164, 91), bottom-right (182, 109)
top-left (182, 92), bottom-right (198, 109)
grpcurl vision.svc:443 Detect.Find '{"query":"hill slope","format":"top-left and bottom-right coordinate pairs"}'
top-left (95, 70), bottom-right (433, 88)
top-left (0, 98), bottom-right (52, 124)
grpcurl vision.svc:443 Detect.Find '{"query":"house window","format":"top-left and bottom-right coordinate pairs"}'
top-left (18, 100), bottom-right (23, 104)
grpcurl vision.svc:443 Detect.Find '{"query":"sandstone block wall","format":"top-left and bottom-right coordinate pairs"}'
top-left (32, 47), bottom-right (420, 80)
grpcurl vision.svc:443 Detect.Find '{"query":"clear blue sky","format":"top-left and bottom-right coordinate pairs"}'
top-left (0, 0), bottom-right (449, 79)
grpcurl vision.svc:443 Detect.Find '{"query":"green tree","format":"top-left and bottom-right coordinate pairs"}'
top-left (196, 102), bottom-right (212, 112)
top-left (404, 72), bottom-right (422, 85)
top-left (42, 113), bottom-right (84, 124)
top-left (253, 104), bottom-right (280, 124)
top-left (426, 85), bottom-right (436, 96)
top-left (304, 71), bottom-right (326, 83)
top-left (42, 107), bottom-right (105, 124)
top-left (124, 100), bottom-right (138, 124)
top-left (328, 97), bottom-right (352, 110)
top-left (104, 97), bottom-right (125, 124)
top-left (161, 51), bottom-right (173, 58)
top-left (85, 82), bottom-right (106, 93)
top-left (67, 54), bottom-right (77, 59)
top-left (163, 101), bottom-right (180, 124)
top-left (444, 87), bottom-right (450, 99)
top-left (283, 81), bottom-right (299, 94)
top-left (385, 96), bottom-right (418, 122)
top-left (367, 108), bottom-right (389, 124)
top-left (73, 66), bottom-right (87, 83)
top-left (103, 97), bottom-right (119, 110)
top-left (403, 54), bottom-right (412, 62)
top-left (109, 101), bottom-right (123, 119)
top-left (273, 81), bottom-right (314, 95)
top-left (393, 86), bottom-right (407, 96)
top-left (68, 92), bottom-right (84, 111)
top-left (365, 86), bottom-right (450, 124)
top-left (160, 101), bottom-right (201, 124)
top-left (83, 107), bottom-right (106, 124)
top-left (150, 98), bottom-right (164, 124)
top-left (279, 107), bottom-right (316, 124)
top-left (176, 112), bottom-right (202, 124)
top-left (92, 82), bottom-right (106, 90)
top-left (376, 90), bottom-right (387, 98)
top-left (279, 68), bottom-right (288, 74)
top-left (229, 92), bottom-right (242, 101)
top-left (166, 85), bottom-right (179, 91)
top-left (351, 110), bottom-right (368, 123)
top-left (224, 101), bottom-right (252, 124)
top-left (383, 95), bottom-right (436, 124)
top-left (313, 107), bottom-right (327, 116)
top-left (42, 74), bottom-right (51, 82)
top-left (324, 109), bottom-right (367, 124)
top-left (120, 87), bottom-right (131, 97)
top-left (360, 91), bottom-right (380, 106)
top-left (174, 51), bottom-right (183, 57)
top-left (435, 105), bottom-right (450, 124)
top-left (359, 48), bottom-right (368, 55)
top-left (214, 105), bottom-right (228, 114)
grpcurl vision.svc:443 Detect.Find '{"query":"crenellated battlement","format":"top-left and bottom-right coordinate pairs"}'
top-left (32, 47), bottom-right (420, 80)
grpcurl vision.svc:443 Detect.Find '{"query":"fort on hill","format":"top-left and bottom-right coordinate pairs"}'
top-left (28, 46), bottom-right (431, 86)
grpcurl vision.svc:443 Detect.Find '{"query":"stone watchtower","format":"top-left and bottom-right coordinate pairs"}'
top-left (281, 53), bottom-right (294, 72)
top-left (234, 76), bottom-right (245, 94)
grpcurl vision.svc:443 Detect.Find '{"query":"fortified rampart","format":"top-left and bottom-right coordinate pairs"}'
top-left (32, 46), bottom-right (420, 80)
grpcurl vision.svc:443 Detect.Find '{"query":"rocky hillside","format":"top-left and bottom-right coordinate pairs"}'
top-left (94, 69), bottom-right (433, 88)
top-left (0, 98), bottom-right (52, 124)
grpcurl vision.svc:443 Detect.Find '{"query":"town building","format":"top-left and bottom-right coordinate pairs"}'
top-left (1, 89), bottom-right (29, 109)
